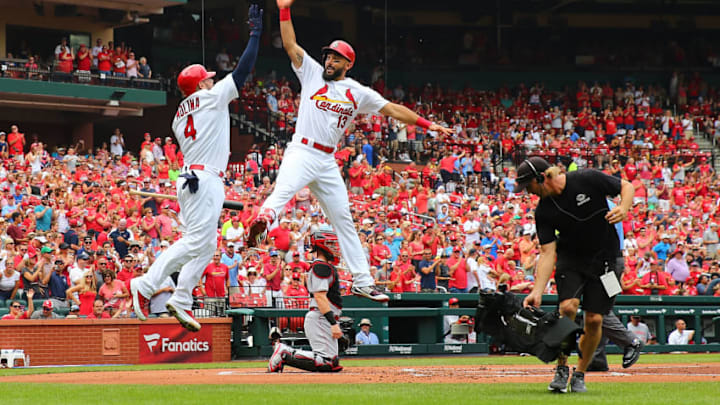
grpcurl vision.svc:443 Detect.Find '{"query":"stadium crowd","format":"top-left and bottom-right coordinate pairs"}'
top-left (2, 73), bottom-right (720, 323)
top-left (2, 37), bottom-right (152, 85)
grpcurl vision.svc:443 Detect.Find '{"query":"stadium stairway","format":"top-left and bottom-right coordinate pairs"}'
top-left (694, 131), bottom-right (720, 172)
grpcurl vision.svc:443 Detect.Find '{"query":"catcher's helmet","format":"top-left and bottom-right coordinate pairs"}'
top-left (321, 40), bottom-right (355, 68)
top-left (177, 64), bottom-right (216, 97)
top-left (311, 231), bottom-right (341, 265)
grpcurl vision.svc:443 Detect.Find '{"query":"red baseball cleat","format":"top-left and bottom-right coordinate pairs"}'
top-left (130, 278), bottom-right (150, 321)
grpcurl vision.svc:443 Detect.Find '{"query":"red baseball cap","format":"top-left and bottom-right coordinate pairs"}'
top-left (448, 297), bottom-right (459, 305)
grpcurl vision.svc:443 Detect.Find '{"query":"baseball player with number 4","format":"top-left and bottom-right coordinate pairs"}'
top-left (130, 5), bottom-right (263, 332)
top-left (247, 0), bottom-right (453, 302)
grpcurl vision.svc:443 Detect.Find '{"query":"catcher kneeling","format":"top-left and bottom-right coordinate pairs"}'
top-left (268, 231), bottom-right (344, 372)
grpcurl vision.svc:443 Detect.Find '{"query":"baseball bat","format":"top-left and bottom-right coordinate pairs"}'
top-left (129, 190), bottom-right (244, 211)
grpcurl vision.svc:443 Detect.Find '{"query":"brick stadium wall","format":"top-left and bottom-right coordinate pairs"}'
top-left (0, 318), bottom-right (231, 366)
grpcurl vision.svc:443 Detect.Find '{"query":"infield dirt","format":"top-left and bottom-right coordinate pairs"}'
top-left (1, 363), bottom-right (718, 384)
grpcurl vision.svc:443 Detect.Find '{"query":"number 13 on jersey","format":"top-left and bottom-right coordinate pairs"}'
top-left (337, 115), bottom-right (348, 129)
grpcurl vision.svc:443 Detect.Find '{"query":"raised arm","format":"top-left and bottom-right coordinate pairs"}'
top-left (277, 0), bottom-right (306, 68)
top-left (232, 4), bottom-right (263, 90)
top-left (379, 102), bottom-right (454, 137)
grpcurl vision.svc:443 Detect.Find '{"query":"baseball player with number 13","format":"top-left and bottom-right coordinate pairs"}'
top-left (247, 0), bottom-right (453, 302)
top-left (130, 5), bottom-right (263, 332)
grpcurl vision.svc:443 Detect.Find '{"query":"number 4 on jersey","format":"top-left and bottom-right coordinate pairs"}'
top-left (184, 114), bottom-right (197, 140)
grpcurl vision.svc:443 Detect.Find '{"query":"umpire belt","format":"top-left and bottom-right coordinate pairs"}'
top-left (309, 308), bottom-right (340, 319)
top-left (300, 138), bottom-right (335, 154)
top-left (182, 164), bottom-right (224, 178)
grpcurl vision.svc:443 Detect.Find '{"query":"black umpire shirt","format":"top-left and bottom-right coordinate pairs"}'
top-left (535, 169), bottom-right (621, 264)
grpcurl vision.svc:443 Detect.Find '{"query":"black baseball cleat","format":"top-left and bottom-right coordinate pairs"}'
top-left (622, 339), bottom-right (643, 369)
top-left (351, 285), bottom-right (389, 302)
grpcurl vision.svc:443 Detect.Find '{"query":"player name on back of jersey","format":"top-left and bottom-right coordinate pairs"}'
top-left (176, 96), bottom-right (201, 120)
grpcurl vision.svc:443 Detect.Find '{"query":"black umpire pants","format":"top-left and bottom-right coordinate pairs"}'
top-left (590, 256), bottom-right (637, 368)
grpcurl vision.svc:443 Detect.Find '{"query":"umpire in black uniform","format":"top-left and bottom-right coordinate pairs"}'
top-left (516, 157), bottom-right (634, 393)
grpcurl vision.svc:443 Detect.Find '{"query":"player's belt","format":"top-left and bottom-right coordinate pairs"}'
top-left (184, 164), bottom-right (224, 177)
top-left (300, 137), bottom-right (334, 154)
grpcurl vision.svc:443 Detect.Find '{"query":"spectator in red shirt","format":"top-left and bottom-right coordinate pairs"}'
top-left (163, 137), bottom-right (178, 163)
top-left (439, 149), bottom-right (464, 185)
top-left (116, 254), bottom-right (135, 282)
top-left (7, 125), bottom-right (25, 162)
top-left (24, 56), bottom-right (39, 79)
top-left (370, 234), bottom-right (391, 266)
top-left (284, 272), bottom-right (308, 297)
top-left (76, 44), bottom-right (91, 72)
top-left (56, 45), bottom-right (74, 74)
top-left (287, 251), bottom-right (309, 272)
top-left (1, 289), bottom-right (34, 320)
top-left (348, 160), bottom-right (365, 195)
top-left (394, 252), bottom-right (417, 292)
top-left (86, 298), bottom-right (111, 319)
top-left (640, 260), bottom-right (669, 295)
top-left (388, 262), bottom-right (405, 293)
top-left (263, 250), bottom-right (284, 307)
top-left (112, 46), bottom-right (127, 77)
top-left (97, 45), bottom-right (112, 75)
top-left (268, 218), bottom-right (291, 255)
top-left (202, 251), bottom-right (229, 298)
top-left (447, 247), bottom-right (468, 293)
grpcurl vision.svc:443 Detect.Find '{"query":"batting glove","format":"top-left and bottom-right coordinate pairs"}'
top-left (249, 4), bottom-right (263, 37)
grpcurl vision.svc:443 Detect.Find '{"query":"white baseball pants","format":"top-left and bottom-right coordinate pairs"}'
top-left (260, 142), bottom-right (374, 287)
top-left (134, 170), bottom-right (224, 311)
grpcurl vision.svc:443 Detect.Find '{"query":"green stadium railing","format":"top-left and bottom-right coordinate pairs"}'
top-left (227, 293), bottom-right (720, 358)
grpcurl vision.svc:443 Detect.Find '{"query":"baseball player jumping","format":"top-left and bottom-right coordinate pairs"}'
top-left (130, 5), bottom-right (263, 332)
top-left (248, 0), bottom-right (453, 302)
top-left (269, 231), bottom-right (344, 372)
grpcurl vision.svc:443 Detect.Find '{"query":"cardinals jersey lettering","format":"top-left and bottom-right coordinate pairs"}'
top-left (291, 52), bottom-right (388, 148)
top-left (171, 75), bottom-right (238, 170)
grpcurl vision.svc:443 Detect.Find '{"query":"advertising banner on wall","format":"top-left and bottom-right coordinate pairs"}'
top-left (139, 324), bottom-right (213, 364)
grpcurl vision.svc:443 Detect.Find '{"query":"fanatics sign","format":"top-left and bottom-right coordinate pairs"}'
top-left (139, 324), bottom-right (213, 363)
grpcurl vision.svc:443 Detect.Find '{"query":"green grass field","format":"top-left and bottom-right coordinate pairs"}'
top-left (1, 354), bottom-right (719, 405)
top-left (2, 382), bottom-right (719, 405)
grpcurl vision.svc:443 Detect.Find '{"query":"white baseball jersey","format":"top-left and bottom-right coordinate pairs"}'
top-left (291, 52), bottom-right (388, 147)
top-left (171, 74), bottom-right (238, 170)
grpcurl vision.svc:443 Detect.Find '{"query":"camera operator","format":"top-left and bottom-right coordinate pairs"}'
top-left (517, 157), bottom-right (634, 393)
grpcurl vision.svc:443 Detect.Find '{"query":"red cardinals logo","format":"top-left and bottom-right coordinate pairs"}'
top-left (345, 89), bottom-right (358, 110)
top-left (310, 85), bottom-right (356, 117)
top-left (311, 84), bottom-right (328, 99)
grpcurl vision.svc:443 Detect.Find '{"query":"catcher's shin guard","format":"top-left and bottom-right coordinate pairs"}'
top-left (283, 349), bottom-right (343, 372)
